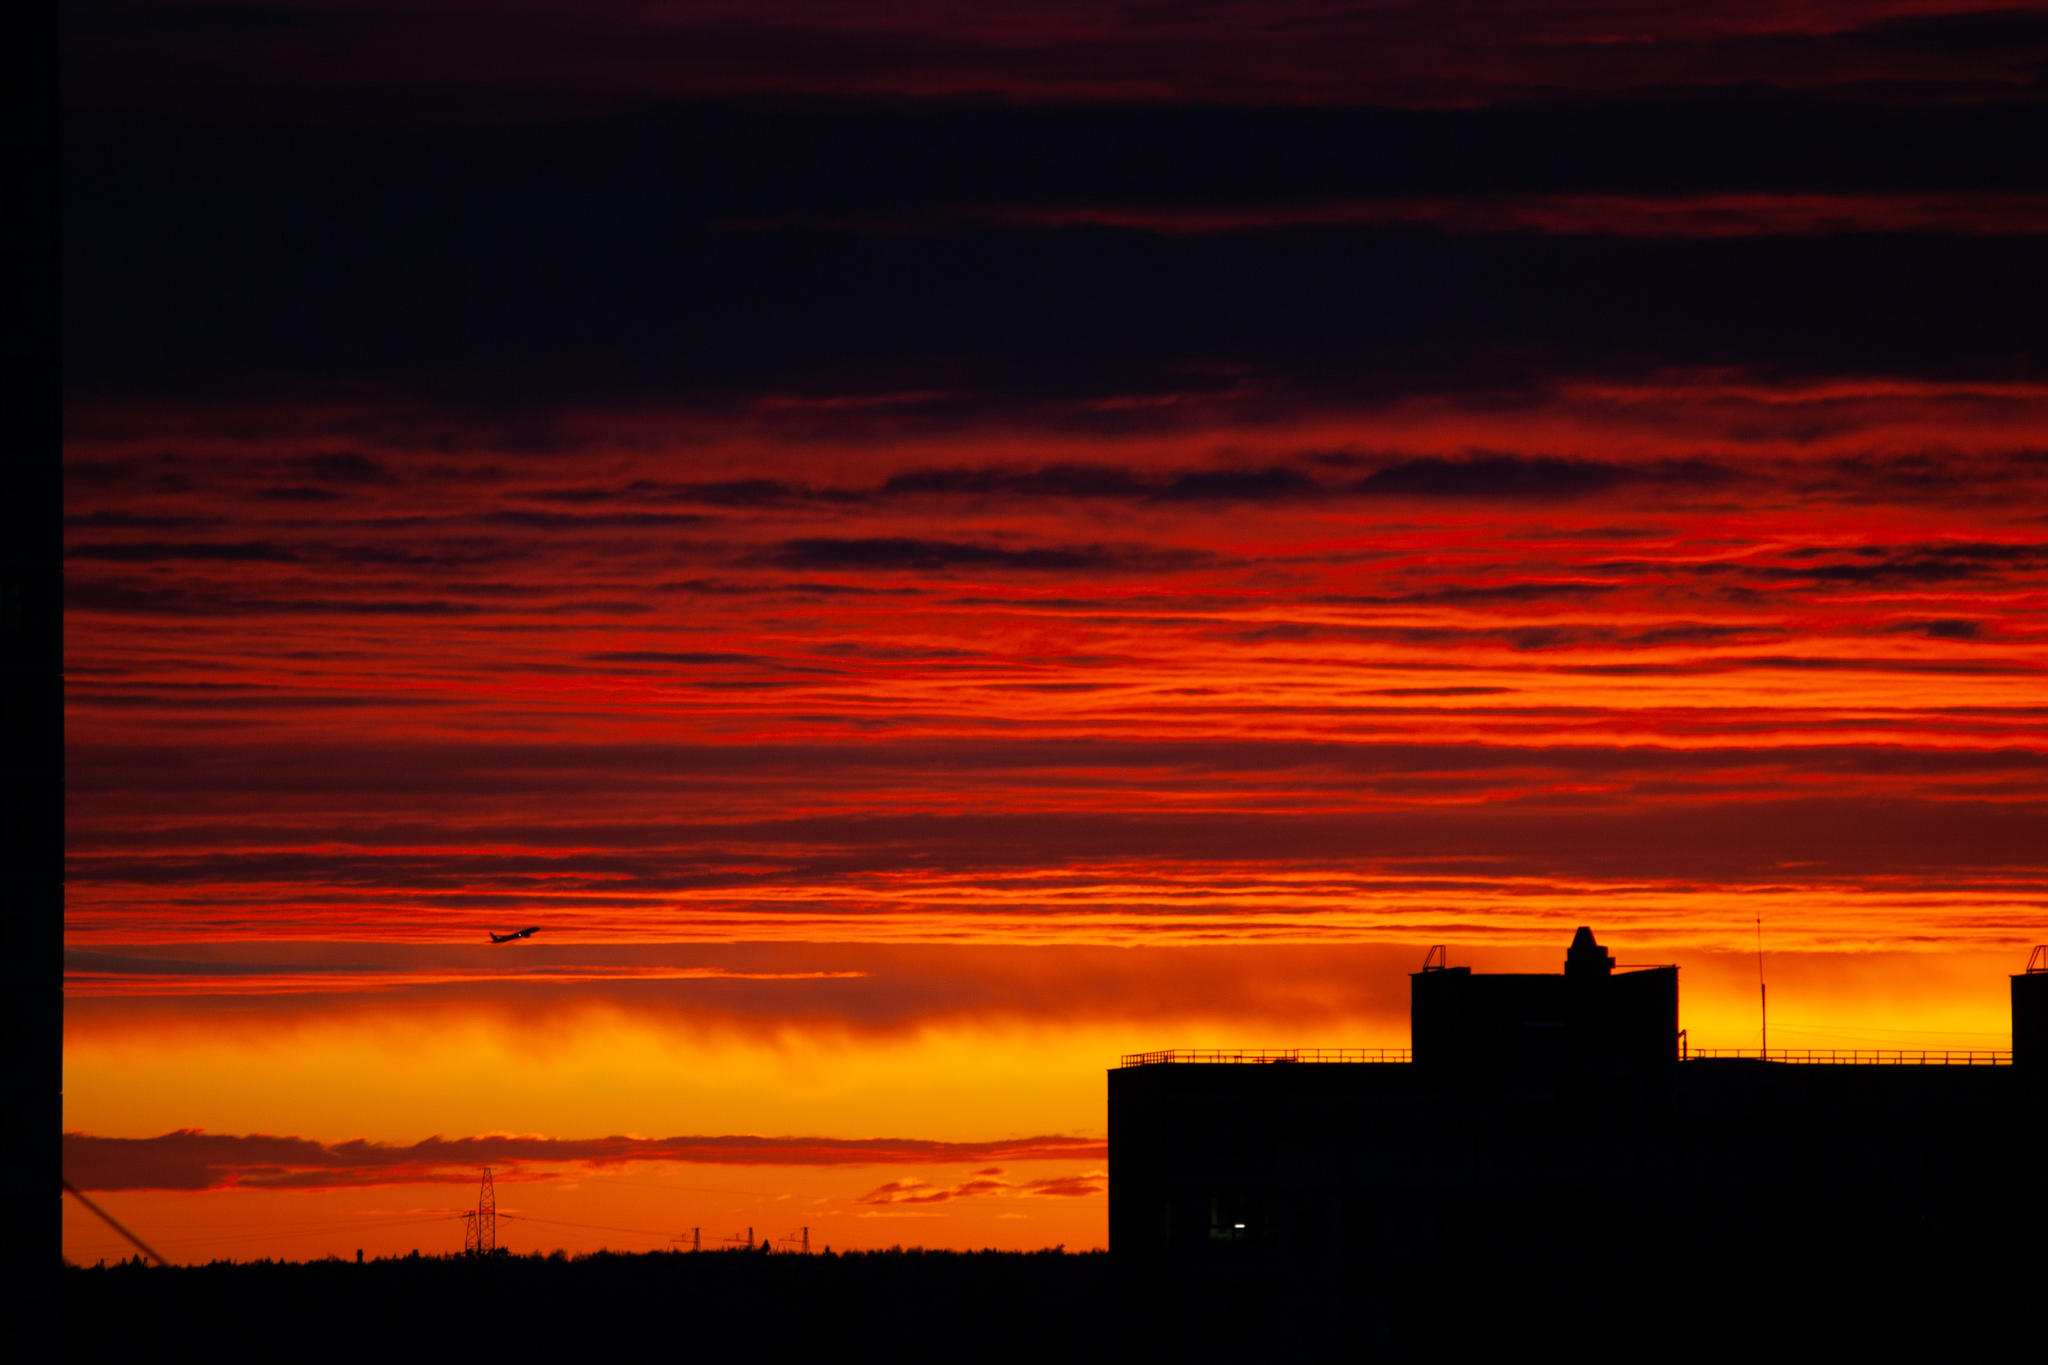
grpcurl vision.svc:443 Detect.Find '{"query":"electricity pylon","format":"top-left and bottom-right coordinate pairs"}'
top-left (477, 1168), bottom-right (496, 1254)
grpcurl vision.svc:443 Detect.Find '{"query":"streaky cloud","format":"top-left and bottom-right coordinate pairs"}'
top-left (63, 1129), bottom-right (1108, 1192)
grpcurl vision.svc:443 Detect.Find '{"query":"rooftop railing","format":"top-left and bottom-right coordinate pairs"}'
top-left (1118, 1047), bottom-right (2011, 1068)
top-left (1119, 1048), bottom-right (1411, 1067)
top-left (1686, 1049), bottom-right (2010, 1065)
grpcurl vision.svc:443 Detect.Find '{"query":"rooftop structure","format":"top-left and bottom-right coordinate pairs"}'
top-left (1109, 929), bottom-right (2044, 1359)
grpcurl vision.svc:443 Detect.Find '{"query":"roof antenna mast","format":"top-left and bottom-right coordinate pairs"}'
top-left (1757, 916), bottom-right (1768, 1059)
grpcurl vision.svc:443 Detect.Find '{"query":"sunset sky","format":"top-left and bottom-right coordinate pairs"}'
top-left (60, 0), bottom-right (2046, 1264)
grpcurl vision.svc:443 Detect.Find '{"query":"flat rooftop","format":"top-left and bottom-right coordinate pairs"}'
top-left (1118, 1046), bottom-right (2010, 1067)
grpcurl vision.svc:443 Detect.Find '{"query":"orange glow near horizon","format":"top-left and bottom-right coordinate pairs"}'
top-left (65, 946), bottom-right (2019, 1145)
top-left (61, 1160), bottom-right (1115, 1266)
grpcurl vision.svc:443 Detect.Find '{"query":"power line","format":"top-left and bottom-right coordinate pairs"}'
top-left (62, 1181), bottom-right (168, 1267)
top-left (69, 1212), bottom-right (466, 1254)
top-left (497, 1213), bottom-right (688, 1240)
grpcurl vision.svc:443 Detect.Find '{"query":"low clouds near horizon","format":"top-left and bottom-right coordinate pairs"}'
top-left (63, 1130), bottom-right (1107, 1193)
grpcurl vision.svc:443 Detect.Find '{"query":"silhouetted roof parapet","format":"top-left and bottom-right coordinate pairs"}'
top-left (1118, 1048), bottom-right (1411, 1068)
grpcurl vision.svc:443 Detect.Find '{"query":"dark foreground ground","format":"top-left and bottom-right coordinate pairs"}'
top-left (67, 1248), bottom-right (1118, 1363)
top-left (64, 1234), bottom-right (2039, 1363)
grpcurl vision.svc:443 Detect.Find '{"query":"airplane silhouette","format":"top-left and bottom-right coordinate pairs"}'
top-left (489, 927), bottom-right (542, 943)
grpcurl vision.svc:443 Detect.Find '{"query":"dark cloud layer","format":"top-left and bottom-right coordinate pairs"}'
top-left (1358, 457), bottom-right (1626, 499)
top-left (64, 1129), bottom-right (1106, 1192)
top-left (60, 3), bottom-right (2048, 116)
top-left (67, 737), bottom-right (2048, 799)
top-left (766, 539), bottom-right (1212, 574)
top-left (62, 733), bottom-right (2048, 898)
top-left (65, 95), bottom-right (2048, 409)
top-left (59, 797), bottom-right (2048, 893)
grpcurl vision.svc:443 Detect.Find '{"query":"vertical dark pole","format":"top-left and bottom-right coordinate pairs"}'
top-left (1756, 918), bottom-right (1767, 1057)
top-left (0, 0), bottom-right (63, 1348)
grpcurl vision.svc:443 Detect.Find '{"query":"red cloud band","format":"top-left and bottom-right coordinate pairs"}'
top-left (63, 1130), bottom-right (1108, 1192)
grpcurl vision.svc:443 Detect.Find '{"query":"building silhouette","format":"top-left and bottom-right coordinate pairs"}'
top-left (1110, 929), bottom-right (2046, 1357)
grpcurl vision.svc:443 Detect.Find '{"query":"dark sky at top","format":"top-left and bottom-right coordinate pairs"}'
top-left (63, 2), bottom-right (2048, 411)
